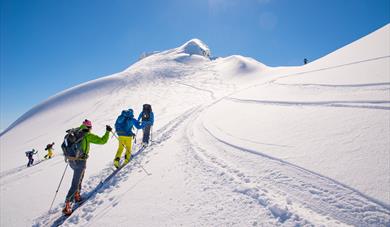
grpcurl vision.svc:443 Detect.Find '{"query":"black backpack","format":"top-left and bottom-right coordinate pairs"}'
top-left (142, 104), bottom-right (152, 121)
top-left (61, 128), bottom-right (86, 159)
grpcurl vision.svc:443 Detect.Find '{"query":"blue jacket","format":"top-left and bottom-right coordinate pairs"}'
top-left (115, 110), bottom-right (143, 136)
top-left (137, 111), bottom-right (154, 126)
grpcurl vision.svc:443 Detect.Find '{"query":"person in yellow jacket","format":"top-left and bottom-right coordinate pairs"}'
top-left (44, 142), bottom-right (55, 159)
top-left (62, 119), bottom-right (112, 215)
top-left (113, 109), bottom-right (144, 168)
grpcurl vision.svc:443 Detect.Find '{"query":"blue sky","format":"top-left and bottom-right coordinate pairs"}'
top-left (1, 0), bottom-right (389, 132)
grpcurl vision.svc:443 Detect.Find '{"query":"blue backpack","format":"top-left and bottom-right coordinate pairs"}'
top-left (115, 110), bottom-right (134, 135)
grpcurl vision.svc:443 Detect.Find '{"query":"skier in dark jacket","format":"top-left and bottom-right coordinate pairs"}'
top-left (137, 104), bottom-right (154, 147)
top-left (25, 149), bottom-right (38, 167)
top-left (62, 119), bottom-right (112, 216)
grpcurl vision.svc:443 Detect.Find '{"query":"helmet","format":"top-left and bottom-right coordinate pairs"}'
top-left (82, 119), bottom-right (92, 127)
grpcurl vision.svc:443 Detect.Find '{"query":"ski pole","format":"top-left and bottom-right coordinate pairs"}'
top-left (150, 126), bottom-right (153, 143)
top-left (111, 132), bottom-right (151, 176)
top-left (49, 163), bottom-right (69, 212)
top-left (134, 129), bottom-right (138, 145)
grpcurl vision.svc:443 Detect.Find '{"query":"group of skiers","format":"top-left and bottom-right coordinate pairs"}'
top-left (25, 142), bottom-right (55, 167)
top-left (23, 104), bottom-right (154, 215)
top-left (61, 104), bottom-right (154, 215)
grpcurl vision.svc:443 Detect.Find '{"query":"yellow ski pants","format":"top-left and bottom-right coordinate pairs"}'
top-left (114, 136), bottom-right (133, 161)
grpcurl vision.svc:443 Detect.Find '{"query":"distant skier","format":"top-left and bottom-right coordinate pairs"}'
top-left (25, 149), bottom-right (38, 167)
top-left (44, 142), bottom-right (55, 159)
top-left (62, 119), bottom-right (112, 215)
top-left (114, 109), bottom-right (144, 168)
top-left (137, 104), bottom-right (154, 147)
top-left (304, 58), bottom-right (308, 64)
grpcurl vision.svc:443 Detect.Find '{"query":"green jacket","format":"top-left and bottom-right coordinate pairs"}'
top-left (79, 125), bottom-right (109, 157)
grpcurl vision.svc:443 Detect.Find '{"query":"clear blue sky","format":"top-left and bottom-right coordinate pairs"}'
top-left (1, 0), bottom-right (389, 132)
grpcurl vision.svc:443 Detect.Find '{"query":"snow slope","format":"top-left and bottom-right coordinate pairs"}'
top-left (1, 25), bottom-right (390, 226)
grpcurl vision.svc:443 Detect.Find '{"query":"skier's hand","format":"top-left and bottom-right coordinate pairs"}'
top-left (106, 125), bottom-right (112, 132)
top-left (64, 156), bottom-right (68, 163)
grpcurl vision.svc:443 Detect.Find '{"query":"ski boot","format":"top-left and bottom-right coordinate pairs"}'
top-left (124, 154), bottom-right (131, 165)
top-left (74, 191), bottom-right (82, 203)
top-left (62, 201), bottom-right (72, 216)
top-left (114, 157), bottom-right (121, 169)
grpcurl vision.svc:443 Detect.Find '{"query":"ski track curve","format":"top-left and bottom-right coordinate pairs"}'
top-left (182, 103), bottom-right (390, 226)
top-left (224, 97), bottom-right (390, 110)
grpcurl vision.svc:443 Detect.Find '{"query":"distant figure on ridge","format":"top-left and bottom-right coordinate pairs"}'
top-left (61, 119), bottom-right (112, 215)
top-left (114, 109), bottom-right (144, 168)
top-left (44, 142), bottom-right (55, 159)
top-left (137, 104), bottom-right (154, 147)
top-left (304, 58), bottom-right (308, 64)
top-left (25, 149), bottom-right (38, 167)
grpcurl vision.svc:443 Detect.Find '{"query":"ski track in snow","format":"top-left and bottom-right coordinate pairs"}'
top-left (0, 157), bottom-right (63, 184)
top-left (201, 122), bottom-right (390, 226)
top-left (225, 97), bottom-right (390, 110)
top-left (176, 101), bottom-right (390, 226)
top-left (165, 79), bottom-right (390, 226)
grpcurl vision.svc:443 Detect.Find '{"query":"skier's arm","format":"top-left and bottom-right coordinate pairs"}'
top-left (86, 131), bottom-right (110, 145)
top-left (132, 118), bottom-right (144, 129)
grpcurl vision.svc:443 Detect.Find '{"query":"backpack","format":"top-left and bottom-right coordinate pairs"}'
top-left (142, 104), bottom-right (152, 121)
top-left (61, 128), bottom-right (86, 159)
top-left (115, 114), bottom-right (128, 133)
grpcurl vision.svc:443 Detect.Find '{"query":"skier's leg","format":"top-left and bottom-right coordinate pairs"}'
top-left (124, 136), bottom-right (133, 163)
top-left (114, 137), bottom-right (125, 167)
top-left (77, 162), bottom-right (86, 192)
top-left (65, 161), bottom-right (85, 202)
top-left (143, 125), bottom-right (151, 144)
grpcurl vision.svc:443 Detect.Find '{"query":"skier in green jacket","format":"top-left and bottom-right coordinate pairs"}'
top-left (63, 119), bottom-right (112, 215)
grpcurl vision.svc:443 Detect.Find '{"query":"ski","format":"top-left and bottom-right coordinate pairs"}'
top-left (49, 145), bottom-right (148, 226)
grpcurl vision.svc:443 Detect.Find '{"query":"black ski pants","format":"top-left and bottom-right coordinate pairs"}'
top-left (142, 124), bottom-right (152, 144)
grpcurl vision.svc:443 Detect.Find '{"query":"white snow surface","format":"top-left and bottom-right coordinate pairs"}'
top-left (1, 25), bottom-right (390, 227)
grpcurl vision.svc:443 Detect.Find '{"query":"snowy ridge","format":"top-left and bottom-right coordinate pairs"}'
top-left (1, 24), bottom-right (390, 226)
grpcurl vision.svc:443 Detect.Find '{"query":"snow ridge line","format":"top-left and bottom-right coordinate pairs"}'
top-left (272, 82), bottom-right (390, 89)
top-left (224, 97), bottom-right (390, 110)
top-left (270, 55), bottom-right (390, 83)
top-left (203, 125), bottom-right (390, 215)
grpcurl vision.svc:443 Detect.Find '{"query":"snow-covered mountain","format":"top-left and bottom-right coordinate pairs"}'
top-left (1, 25), bottom-right (389, 226)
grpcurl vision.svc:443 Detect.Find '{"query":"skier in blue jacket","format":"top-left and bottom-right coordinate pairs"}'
top-left (114, 109), bottom-right (144, 168)
top-left (137, 104), bottom-right (154, 147)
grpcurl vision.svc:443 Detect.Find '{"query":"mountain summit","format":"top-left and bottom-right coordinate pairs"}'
top-left (176, 38), bottom-right (211, 58)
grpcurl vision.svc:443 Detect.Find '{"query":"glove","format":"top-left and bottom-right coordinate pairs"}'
top-left (106, 125), bottom-right (112, 132)
top-left (64, 156), bottom-right (68, 163)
